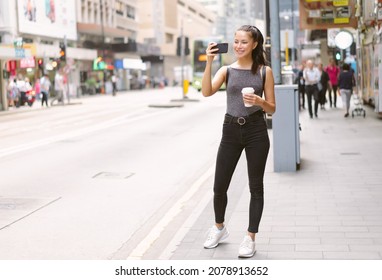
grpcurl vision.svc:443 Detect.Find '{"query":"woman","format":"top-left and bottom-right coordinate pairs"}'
top-left (338, 63), bottom-right (353, 117)
top-left (201, 25), bottom-right (275, 258)
top-left (326, 58), bottom-right (340, 108)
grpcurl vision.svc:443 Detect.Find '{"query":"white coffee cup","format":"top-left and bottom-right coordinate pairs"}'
top-left (241, 87), bottom-right (255, 107)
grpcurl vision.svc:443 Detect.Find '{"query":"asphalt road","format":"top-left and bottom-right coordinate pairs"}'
top-left (0, 87), bottom-right (228, 259)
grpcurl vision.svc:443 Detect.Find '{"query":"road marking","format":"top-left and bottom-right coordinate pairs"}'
top-left (0, 109), bottom-right (170, 159)
top-left (127, 165), bottom-right (215, 260)
top-left (158, 189), bottom-right (212, 259)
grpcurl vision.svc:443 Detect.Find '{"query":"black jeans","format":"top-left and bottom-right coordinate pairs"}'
top-left (305, 84), bottom-right (319, 117)
top-left (213, 112), bottom-right (269, 233)
top-left (41, 91), bottom-right (48, 107)
top-left (328, 85), bottom-right (338, 107)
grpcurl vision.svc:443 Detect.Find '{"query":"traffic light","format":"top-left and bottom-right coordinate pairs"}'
top-left (335, 49), bottom-right (342, 61)
top-left (37, 58), bottom-right (43, 70)
top-left (59, 42), bottom-right (66, 61)
top-left (176, 36), bottom-right (181, 56)
top-left (185, 36), bottom-right (190, 56)
top-left (176, 36), bottom-right (190, 56)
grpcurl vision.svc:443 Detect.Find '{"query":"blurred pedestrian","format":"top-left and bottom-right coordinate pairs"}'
top-left (7, 78), bottom-right (19, 107)
top-left (296, 63), bottom-right (306, 110)
top-left (40, 73), bottom-right (51, 107)
top-left (201, 25), bottom-right (275, 258)
top-left (338, 63), bottom-right (354, 117)
top-left (318, 63), bottom-right (329, 110)
top-left (111, 74), bottom-right (117, 96)
top-left (34, 77), bottom-right (41, 101)
top-left (53, 69), bottom-right (64, 104)
top-left (303, 60), bottom-right (320, 118)
top-left (326, 58), bottom-right (340, 108)
top-left (16, 74), bottom-right (27, 106)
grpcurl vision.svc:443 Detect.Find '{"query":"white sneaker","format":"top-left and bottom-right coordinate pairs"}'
top-left (238, 235), bottom-right (256, 258)
top-left (203, 225), bottom-right (229, 249)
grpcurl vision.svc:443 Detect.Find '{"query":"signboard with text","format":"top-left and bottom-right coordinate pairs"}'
top-left (299, 0), bottom-right (357, 29)
top-left (20, 57), bottom-right (36, 68)
top-left (17, 0), bottom-right (77, 40)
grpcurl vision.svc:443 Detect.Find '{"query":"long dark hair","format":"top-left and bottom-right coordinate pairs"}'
top-left (236, 25), bottom-right (268, 75)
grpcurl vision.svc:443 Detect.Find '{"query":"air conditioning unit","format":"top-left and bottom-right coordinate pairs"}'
top-left (363, 0), bottom-right (377, 25)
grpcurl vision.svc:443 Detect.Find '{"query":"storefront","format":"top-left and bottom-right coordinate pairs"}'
top-left (0, 44), bottom-right (35, 111)
top-left (113, 55), bottom-right (147, 91)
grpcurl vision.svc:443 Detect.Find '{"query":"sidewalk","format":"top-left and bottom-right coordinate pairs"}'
top-left (171, 99), bottom-right (382, 260)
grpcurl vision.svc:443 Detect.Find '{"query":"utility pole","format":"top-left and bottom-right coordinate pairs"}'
top-left (291, 0), bottom-right (296, 67)
top-left (270, 0), bottom-right (281, 84)
top-left (64, 35), bottom-right (70, 104)
top-left (180, 18), bottom-right (185, 99)
top-left (100, 0), bottom-right (106, 91)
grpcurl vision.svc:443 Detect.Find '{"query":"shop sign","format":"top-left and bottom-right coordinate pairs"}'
top-left (333, 0), bottom-right (349, 6)
top-left (300, 0), bottom-right (357, 29)
top-left (123, 58), bottom-right (146, 70)
top-left (15, 48), bottom-right (26, 58)
top-left (114, 59), bottom-right (123, 69)
top-left (7, 61), bottom-right (17, 72)
top-left (20, 57), bottom-right (36, 68)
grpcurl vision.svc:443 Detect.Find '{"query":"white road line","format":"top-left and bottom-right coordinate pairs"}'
top-left (127, 165), bottom-right (215, 260)
top-left (158, 189), bottom-right (212, 260)
top-left (0, 109), bottom-right (169, 158)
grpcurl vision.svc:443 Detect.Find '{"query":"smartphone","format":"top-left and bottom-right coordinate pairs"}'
top-left (213, 43), bottom-right (228, 54)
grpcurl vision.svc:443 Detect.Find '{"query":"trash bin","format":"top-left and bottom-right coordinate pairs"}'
top-left (281, 73), bottom-right (294, 85)
top-left (272, 84), bottom-right (300, 172)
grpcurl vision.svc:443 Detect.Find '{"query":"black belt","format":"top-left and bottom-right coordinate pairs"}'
top-left (224, 110), bottom-right (264, 126)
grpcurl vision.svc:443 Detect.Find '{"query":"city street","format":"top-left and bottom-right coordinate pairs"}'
top-left (0, 87), bottom-right (226, 259)
top-left (1, 87), bottom-right (382, 262)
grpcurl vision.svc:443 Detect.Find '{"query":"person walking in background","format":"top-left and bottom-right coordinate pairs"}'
top-left (16, 74), bottom-right (27, 106)
top-left (318, 63), bottom-right (330, 110)
top-left (34, 77), bottom-right (41, 102)
top-left (40, 73), bottom-right (51, 107)
top-left (338, 63), bottom-right (354, 117)
top-left (296, 63), bottom-right (306, 110)
top-left (7, 78), bottom-right (19, 108)
top-left (201, 25), bottom-right (275, 258)
top-left (326, 58), bottom-right (340, 108)
top-left (53, 69), bottom-right (64, 105)
top-left (111, 74), bottom-right (118, 96)
top-left (303, 60), bottom-right (320, 118)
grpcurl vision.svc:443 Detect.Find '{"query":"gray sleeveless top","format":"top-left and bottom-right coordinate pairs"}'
top-left (225, 67), bottom-right (265, 117)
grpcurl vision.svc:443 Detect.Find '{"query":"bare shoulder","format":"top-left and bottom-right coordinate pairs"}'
top-left (216, 65), bottom-right (229, 78)
top-left (264, 65), bottom-right (272, 73)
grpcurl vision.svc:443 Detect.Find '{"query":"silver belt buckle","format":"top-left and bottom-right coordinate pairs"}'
top-left (237, 117), bottom-right (246, 125)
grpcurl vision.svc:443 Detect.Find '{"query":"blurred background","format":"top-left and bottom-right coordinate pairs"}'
top-left (0, 0), bottom-right (381, 113)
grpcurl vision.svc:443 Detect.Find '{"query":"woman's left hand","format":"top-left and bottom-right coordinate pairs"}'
top-left (243, 93), bottom-right (265, 107)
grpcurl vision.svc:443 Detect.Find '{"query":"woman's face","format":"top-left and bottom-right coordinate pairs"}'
top-left (233, 30), bottom-right (258, 59)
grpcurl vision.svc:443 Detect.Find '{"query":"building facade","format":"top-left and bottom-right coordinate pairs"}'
top-left (0, 0), bottom-right (217, 110)
top-left (137, 0), bottom-right (216, 85)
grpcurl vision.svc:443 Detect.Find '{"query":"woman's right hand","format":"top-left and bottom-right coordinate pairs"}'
top-left (206, 42), bottom-right (218, 62)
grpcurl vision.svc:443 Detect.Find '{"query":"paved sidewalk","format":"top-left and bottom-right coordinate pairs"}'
top-left (171, 99), bottom-right (382, 260)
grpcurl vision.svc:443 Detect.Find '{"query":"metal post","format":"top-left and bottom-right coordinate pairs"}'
top-left (180, 18), bottom-right (185, 99)
top-left (270, 0), bottom-right (281, 84)
top-left (291, 0), bottom-right (296, 67)
top-left (64, 35), bottom-right (70, 104)
top-left (100, 0), bottom-right (106, 91)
